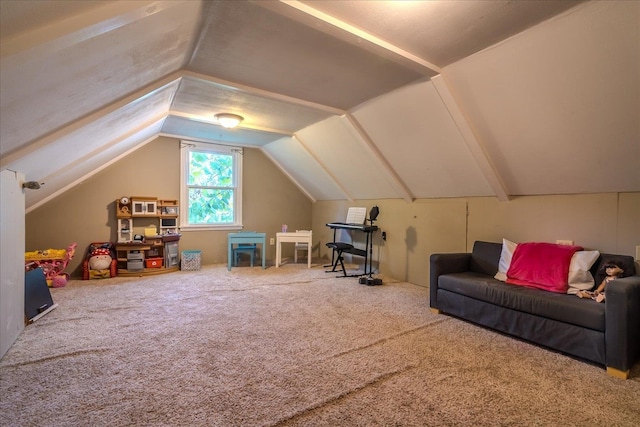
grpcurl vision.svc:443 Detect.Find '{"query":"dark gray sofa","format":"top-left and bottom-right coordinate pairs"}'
top-left (430, 241), bottom-right (640, 379)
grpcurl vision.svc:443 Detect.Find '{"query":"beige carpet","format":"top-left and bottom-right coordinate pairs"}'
top-left (1, 264), bottom-right (639, 426)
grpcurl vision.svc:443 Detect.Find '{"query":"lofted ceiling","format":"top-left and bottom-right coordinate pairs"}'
top-left (0, 0), bottom-right (638, 212)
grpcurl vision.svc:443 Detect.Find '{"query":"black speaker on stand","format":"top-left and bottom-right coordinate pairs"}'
top-left (359, 206), bottom-right (383, 286)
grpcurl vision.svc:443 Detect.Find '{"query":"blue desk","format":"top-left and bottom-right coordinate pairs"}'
top-left (227, 232), bottom-right (266, 270)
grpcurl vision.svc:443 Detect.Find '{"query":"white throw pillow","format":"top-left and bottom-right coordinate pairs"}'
top-left (567, 250), bottom-right (600, 294)
top-left (494, 238), bottom-right (518, 282)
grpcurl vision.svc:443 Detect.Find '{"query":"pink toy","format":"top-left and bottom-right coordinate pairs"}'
top-left (25, 243), bottom-right (77, 287)
top-left (51, 274), bottom-right (69, 288)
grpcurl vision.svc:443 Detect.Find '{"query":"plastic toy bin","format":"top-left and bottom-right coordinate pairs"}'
top-left (181, 250), bottom-right (201, 271)
top-left (145, 258), bottom-right (163, 268)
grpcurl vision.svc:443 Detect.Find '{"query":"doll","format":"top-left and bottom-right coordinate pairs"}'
top-left (89, 247), bottom-right (113, 270)
top-left (577, 261), bottom-right (624, 303)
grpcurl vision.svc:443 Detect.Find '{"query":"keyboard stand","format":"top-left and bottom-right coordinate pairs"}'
top-left (324, 222), bottom-right (378, 277)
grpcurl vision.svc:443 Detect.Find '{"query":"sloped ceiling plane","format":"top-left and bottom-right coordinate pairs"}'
top-left (1, 0), bottom-right (638, 212)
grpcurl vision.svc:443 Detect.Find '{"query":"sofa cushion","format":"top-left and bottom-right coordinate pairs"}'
top-left (494, 238), bottom-right (518, 281)
top-left (567, 250), bottom-right (600, 294)
top-left (470, 241), bottom-right (502, 276)
top-left (494, 241), bottom-right (603, 293)
top-left (438, 272), bottom-right (605, 331)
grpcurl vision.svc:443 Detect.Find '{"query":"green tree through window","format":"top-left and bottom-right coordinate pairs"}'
top-left (181, 142), bottom-right (243, 229)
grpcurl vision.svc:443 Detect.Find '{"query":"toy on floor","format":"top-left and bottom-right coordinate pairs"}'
top-left (89, 247), bottom-right (112, 270)
top-left (25, 243), bottom-right (77, 287)
top-left (82, 242), bottom-right (117, 279)
top-left (577, 261), bottom-right (625, 303)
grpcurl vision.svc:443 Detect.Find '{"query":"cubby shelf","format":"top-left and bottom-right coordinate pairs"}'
top-left (114, 196), bottom-right (181, 276)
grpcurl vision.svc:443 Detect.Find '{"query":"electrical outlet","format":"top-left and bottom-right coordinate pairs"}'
top-left (270, 238), bottom-right (275, 245)
top-left (382, 231), bottom-right (387, 241)
top-left (555, 240), bottom-right (574, 246)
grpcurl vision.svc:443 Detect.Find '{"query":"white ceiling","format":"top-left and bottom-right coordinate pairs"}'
top-left (0, 0), bottom-right (638, 211)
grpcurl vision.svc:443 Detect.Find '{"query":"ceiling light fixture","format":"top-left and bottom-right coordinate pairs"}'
top-left (215, 113), bottom-right (244, 129)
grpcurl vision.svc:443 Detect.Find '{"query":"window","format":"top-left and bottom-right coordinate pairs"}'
top-left (180, 141), bottom-right (243, 230)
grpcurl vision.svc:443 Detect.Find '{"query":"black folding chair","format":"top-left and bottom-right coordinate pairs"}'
top-left (325, 242), bottom-right (353, 277)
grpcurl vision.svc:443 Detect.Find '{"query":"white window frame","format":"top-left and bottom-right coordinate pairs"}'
top-left (180, 141), bottom-right (243, 231)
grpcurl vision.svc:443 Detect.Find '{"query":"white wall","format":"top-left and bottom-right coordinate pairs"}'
top-left (442, 1), bottom-right (640, 196)
top-left (0, 169), bottom-right (26, 359)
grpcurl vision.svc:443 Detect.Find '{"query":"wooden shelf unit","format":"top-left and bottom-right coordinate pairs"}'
top-left (114, 196), bottom-right (181, 276)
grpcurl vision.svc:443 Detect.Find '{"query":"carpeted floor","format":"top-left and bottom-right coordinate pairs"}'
top-left (1, 264), bottom-right (639, 426)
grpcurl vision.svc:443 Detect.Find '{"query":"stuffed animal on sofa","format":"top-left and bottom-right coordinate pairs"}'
top-left (577, 261), bottom-right (625, 303)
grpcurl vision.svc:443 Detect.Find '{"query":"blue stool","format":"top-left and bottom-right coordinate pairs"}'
top-left (234, 244), bottom-right (257, 267)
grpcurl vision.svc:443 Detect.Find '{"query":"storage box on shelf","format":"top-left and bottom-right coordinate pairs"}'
top-left (114, 196), bottom-right (181, 276)
top-left (146, 258), bottom-right (163, 268)
top-left (127, 250), bottom-right (144, 271)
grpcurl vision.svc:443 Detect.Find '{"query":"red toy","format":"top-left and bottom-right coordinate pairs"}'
top-left (82, 242), bottom-right (117, 279)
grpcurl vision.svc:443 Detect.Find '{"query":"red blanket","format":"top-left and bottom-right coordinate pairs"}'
top-left (507, 242), bottom-right (583, 293)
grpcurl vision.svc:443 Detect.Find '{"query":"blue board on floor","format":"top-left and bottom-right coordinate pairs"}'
top-left (25, 267), bottom-right (57, 323)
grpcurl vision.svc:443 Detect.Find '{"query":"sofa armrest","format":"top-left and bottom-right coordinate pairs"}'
top-left (605, 275), bottom-right (640, 374)
top-left (429, 253), bottom-right (471, 309)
